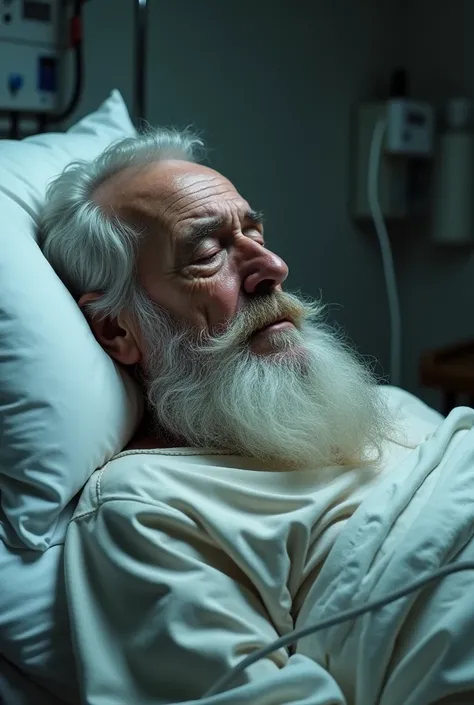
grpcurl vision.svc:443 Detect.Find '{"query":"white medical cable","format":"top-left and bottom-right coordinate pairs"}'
top-left (367, 118), bottom-right (402, 388)
top-left (202, 560), bottom-right (474, 698)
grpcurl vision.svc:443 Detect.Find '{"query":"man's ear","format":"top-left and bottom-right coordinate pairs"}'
top-left (78, 292), bottom-right (142, 366)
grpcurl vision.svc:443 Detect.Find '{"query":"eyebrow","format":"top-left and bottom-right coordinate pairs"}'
top-left (181, 209), bottom-right (265, 250)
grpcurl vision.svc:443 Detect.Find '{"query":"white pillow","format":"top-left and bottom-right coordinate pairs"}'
top-left (0, 90), bottom-right (142, 551)
top-left (0, 541), bottom-right (75, 704)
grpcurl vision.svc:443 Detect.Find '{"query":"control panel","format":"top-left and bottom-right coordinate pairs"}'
top-left (0, 0), bottom-right (60, 112)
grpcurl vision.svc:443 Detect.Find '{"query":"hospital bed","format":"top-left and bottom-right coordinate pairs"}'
top-left (2, 87), bottom-right (474, 705)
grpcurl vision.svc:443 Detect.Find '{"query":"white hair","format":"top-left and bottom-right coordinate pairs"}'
top-left (39, 127), bottom-right (204, 320)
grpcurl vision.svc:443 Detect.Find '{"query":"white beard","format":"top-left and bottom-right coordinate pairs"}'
top-left (135, 291), bottom-right (390, 469)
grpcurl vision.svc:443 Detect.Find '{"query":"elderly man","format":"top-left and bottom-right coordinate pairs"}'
top-left (41, 129), bottom-right (474, 705)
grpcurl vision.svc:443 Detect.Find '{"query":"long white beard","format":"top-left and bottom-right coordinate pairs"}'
top-left (136, 291), bottom-right (390, 469)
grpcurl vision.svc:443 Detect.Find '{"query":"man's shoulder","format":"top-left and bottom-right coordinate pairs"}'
top-left (72, 449), bottom-right (230, 519)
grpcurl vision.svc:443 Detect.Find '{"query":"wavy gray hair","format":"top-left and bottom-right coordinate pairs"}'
top-left (39, 128), bottom-right (204, 320)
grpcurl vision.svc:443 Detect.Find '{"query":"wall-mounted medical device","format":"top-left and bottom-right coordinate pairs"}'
top-left (350, 95), bottom-right (435, 389)
top-left (351, 98), bottom-right (435, 220)
top-left (0, 0), bottom-right (60, 113)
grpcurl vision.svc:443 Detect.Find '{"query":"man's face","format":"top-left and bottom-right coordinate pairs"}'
top-left (91, 158), bottom-right (386, 468)
top-left (96, 159), bottom-right (292, 355)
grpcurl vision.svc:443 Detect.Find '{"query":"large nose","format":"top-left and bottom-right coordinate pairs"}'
top-left (240, 241), bottom-right (289, 296)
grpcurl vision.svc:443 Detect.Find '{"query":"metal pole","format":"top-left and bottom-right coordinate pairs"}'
top-left (134, 0), bottom-right (148, 125)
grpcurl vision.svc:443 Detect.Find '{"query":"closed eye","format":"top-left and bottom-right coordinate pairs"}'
top-left (243, 226), bottom-right (265, 247)
top-left (193, 251), bottom-right (221, 265)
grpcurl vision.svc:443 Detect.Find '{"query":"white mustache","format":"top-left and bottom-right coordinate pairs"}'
top-left (203, 291), bottom-right (318, 352)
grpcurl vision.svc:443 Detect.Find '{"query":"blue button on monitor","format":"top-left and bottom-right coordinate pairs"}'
top-left (38, 56), bottom-right (57, 92)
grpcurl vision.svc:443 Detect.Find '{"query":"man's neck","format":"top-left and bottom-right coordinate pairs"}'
top-left (125, 413), bottom-right (187, 451)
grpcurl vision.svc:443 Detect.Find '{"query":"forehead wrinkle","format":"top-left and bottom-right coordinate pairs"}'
top-left (160, 176), bottom-right (230, 219)
top-left (171, 191), bottom-right (240, 226)
top-left (191, 195), bottom-right (251, 221)
top-left (94, 163), bottom-right (245, 252)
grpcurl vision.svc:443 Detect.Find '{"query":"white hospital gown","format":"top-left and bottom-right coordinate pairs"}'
top-left (65, 390), bottom-right (474, 704)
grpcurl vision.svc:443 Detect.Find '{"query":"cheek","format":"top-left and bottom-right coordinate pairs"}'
top-left (202, 270), bottom-right (241, 329)
top-left (140, 261), bottom-right (242, 333)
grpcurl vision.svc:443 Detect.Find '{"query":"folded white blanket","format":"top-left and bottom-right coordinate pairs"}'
top-left (296, 405), bottom-right (474, 705)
